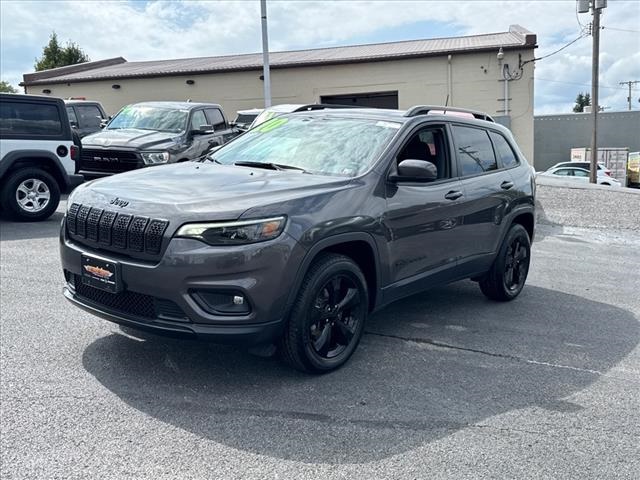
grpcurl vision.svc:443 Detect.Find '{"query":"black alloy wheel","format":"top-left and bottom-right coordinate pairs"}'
top-left (503, 237), bottom-right (529, 293)
top-left (280, 254), bottom-right (368, 373)
top-left (309, 274), bottom-right (363, 359)
top-left (479, 223), bottom-right (531, 301)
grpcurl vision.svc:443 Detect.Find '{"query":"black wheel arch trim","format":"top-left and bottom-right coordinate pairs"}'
top-left (502, 205), bottom-right (535, 244)
top-left (0, 150), bottom-right (71, 190)
top-left (285, 232), bottom-right (383, 315)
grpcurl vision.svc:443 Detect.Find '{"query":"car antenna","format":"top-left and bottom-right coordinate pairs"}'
top-left (443, 94), bottom-right (449, 114)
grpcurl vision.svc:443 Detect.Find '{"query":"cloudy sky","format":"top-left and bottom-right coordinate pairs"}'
top-left (1, 0), bottom-right (639, 113)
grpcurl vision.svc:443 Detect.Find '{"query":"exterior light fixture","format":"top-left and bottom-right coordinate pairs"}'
top-left (186, 79), bottom-right (195, 85)
top-left (42, 89), bottom-right (52, 94)
top-left (112, 84), bottom-right (121, 89)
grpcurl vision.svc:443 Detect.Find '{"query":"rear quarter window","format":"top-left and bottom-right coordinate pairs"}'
top-left (0, 101), bottom-right (63, 136)
top-left (489, 131), bottom-right (520, 168)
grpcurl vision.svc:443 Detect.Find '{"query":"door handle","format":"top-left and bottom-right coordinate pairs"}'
top-left (501, 181), bottom-right (514, 190)
top-left (444, 190), bottom-right (463, 201)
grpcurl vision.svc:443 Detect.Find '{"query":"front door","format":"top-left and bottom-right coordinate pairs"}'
top-left (383, 125), bottom-right (465, 299)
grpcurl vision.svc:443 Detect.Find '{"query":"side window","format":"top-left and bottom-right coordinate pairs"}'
top-left (0, 101), bottom-right (62, 135)
top-left (452, 125), bottom-right (497, 176)
top-left (489, 131), bottom-right (519, 168)
top-left (205, 108), bottom-right (226, 130)
top-left (76, 105), bottom-right (102, 129)
top-left (553, 169), bottom-right (570, 176)
top-left (190, 110), bottom-right (208, 131)
top-left (66, 106), bottom-right (78, 125)
top-left (396, 127), bottom-right (449, 179)
top-left (573, 169), bottom-right (589, 177)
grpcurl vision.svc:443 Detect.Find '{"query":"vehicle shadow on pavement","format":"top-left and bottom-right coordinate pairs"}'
top-left (82, 281), bottom-right (638, 464)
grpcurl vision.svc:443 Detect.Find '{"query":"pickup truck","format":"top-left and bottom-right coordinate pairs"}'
top-left (78, 101), bottom-right (240, 178)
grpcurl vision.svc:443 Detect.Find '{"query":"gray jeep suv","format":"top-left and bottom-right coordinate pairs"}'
top-left (60, 105), bottom-right (535, 373)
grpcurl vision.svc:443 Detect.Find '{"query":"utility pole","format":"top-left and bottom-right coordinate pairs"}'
top-left (260, 0), bottom-right (272, 108)
top-left (588, 0), bottom-right (606, 184)
top-left (619, 80), bottom-right (639, 110)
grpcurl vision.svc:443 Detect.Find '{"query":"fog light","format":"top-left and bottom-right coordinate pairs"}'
top-left (191, 290), bottom-right (251, 315)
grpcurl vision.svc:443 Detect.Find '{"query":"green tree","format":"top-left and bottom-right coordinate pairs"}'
top-left (0, 81), bottom-right (18, 93)
top-left (34, 32), bottom-right (90, 71)
top-left (573, 92), bottom-right (591, 112)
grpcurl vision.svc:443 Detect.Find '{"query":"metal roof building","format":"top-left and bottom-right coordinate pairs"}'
top-left (22, 25), bottom-right (537, 160)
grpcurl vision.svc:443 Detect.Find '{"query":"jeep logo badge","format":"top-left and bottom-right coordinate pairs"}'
top-left (109, 197), bottom-right (129, 208)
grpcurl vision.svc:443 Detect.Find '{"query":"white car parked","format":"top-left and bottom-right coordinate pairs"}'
top-left (539, 166), bottom-right (621, 187)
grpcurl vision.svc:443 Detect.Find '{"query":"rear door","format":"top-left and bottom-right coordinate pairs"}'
top-left (450, 124), bottom-right (517, 270)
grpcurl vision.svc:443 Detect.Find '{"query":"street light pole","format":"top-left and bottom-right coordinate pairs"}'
top-left (260, 0), bottom-right (271, 108)
top-left (589, 4), bottom-right (602, 184)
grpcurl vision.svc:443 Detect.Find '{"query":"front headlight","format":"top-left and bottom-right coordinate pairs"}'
top-left (141, 151), bottom-right (170, 165)
top-left (175, 216), bottom-right (286, 246)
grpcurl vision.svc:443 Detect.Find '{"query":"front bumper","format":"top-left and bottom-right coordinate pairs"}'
top-left (60, 222), bottom-right (306, 345)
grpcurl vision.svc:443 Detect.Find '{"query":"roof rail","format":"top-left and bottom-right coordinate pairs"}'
top-left (294, 103), bottom-right (362, 112)
top-left (404, 105), bottom-right (495, 122)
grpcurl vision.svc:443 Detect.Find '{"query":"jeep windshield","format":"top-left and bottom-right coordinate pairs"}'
top-left (106, 105), bottom-right (188, 133)
top-left (212, 115), bottom-right (401, 177)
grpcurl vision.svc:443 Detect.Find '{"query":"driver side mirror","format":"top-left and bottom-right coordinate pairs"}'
top-left (389, 159), bottom-right (438, 182)
top-left (191, 124), bottom-right (214, 135)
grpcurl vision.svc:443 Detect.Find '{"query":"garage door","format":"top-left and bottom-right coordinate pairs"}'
top-left (320, 91), bottom-right (398, 109)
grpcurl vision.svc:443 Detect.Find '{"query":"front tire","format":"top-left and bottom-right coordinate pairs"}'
top-left (479, 224), bottom-right (531, 301)
top-left (280, 254), bottom-right (368, 373)
top-left (0, 168), bottom-right (61, 222)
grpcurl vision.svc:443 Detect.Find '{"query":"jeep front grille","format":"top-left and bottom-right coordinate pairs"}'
top-left (67, 203), bottom-right (168, 255)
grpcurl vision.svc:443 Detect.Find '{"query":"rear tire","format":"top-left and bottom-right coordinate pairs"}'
top-left (0, 168), bottom-right (61, 222)
top-left (280, 254), bottom-right (368, 374)
top-left (479, 224), bottom-right (531, 301)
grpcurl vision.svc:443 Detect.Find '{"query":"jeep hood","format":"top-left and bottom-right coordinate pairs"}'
top-left (70, 162), bottom-right (353, 221)
top-left (82, 128), bottom-right (180, 150)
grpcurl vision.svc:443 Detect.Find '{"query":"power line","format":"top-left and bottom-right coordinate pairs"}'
top-left (520, 33), bottom-right (589, 69)
top-left (536, 78), bottom-right (627, 91)
top-left (602, 26), bottom-right (640, 34)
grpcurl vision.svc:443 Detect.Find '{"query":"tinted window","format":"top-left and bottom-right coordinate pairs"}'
top-left (190, 110), bottom-right (208, 130)
top-left (397, 127), bottom-right (449, 179)
top-left (573, 169), bottom-right (589, 177)
top-left (0, 101), bottom-right (62, 135)
top-left (489, 131), bottom-right (519, 168)
top-left (553, 169), bottom-right (571, 176)
top-left (452, 126), bottom-right (497, 176)
top-left (76, 105), bottom-right (102, 129)
top-left (66, 106), bottom-right (78, 124)
top-left (205, 108), bottom-right (225, 129)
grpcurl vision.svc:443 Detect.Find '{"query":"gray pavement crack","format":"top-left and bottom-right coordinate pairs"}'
top-left (364, 330), bottom-right (608, 376)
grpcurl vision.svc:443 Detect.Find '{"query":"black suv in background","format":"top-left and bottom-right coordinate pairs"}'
top-left (78, 101), bottom-right (240, 178)
top-left (61, 105), bottom-right (535, 373)
top-left (65, 100), bottom-right (108, 138)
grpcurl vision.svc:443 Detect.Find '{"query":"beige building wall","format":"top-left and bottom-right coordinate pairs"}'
top-left (27, 49), bottom-right (535, 161)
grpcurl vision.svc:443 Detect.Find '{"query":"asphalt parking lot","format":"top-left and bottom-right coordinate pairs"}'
top-left (1, 199), bottom-right (639, 479)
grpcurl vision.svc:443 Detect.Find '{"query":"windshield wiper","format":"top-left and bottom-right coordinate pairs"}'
top-left (233, 161), bottom-right (307, 172)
